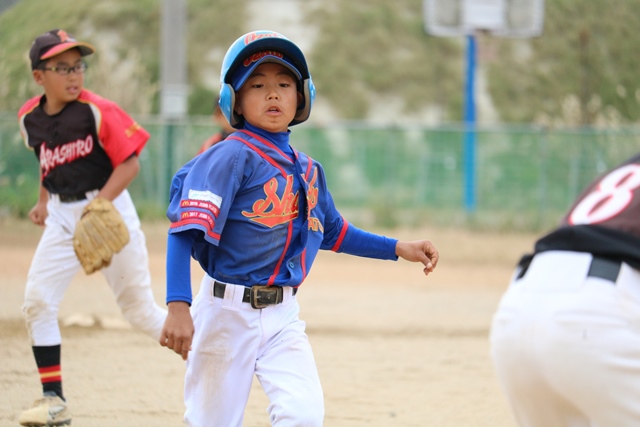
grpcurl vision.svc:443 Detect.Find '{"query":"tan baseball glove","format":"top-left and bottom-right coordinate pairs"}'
top-left (73, 198), bottom-right (130, 274)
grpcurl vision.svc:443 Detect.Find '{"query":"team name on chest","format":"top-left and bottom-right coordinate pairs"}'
top-left (242, 175), bottom-right (299, 228)
top-left (39, 134), bottom-right (94, 176)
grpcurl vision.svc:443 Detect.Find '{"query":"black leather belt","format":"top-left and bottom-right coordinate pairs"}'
top-left (518, 254), bottom-right (621, 283)
top-left (213, 281), bottom-right (297, 309)
top-left (55, 192), bottom-right (90, 203)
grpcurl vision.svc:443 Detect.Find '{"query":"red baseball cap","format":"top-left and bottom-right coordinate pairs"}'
top-left (30, 29), bottom-right (95, 70)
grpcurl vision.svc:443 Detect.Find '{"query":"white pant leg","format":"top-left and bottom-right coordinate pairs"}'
top-left (183, 277), bottom-right (323, 427)
top-left (490, 251), bottom-right (640, 427)
top-left (490, 291), bottom-right (591, 427)
top-left (101, 190), bottom-right (166, 340)
top-left (539, 260), bottom-right (640, 427)
top-left (256, 307), bottom-right (324, 427)
top-left (184, 277), bottom-right (263, 427)
top-left (23, 197), bottom-right (82, 346)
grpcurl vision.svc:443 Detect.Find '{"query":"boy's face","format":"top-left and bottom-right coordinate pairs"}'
top-left (234, 62), bottom-right (302, 133)
top-left (32, 48), bottom-right (84, 114)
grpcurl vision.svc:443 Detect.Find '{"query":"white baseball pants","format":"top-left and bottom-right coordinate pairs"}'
top-left (490, 250), bottom-right (640, 427)
top-left (183, 276), bottom-right (324, 427)
top-left (23, 190), bottom-right (166, 345)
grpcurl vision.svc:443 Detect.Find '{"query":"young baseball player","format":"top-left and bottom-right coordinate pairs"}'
top-left (490, 153), bottom-right (640, 426)
top-left (195, 97), bottom-right (235, 155)
top-left (160, 30), bottom-right (440, 426)
top-left (17, 29), bottom-right (167, 426)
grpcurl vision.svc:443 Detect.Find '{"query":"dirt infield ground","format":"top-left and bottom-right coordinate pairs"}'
top-left (0, 217), bottom-right (536, 426)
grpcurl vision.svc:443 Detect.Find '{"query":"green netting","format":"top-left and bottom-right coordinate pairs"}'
top-left (1, 114), bottom-right (638, 231)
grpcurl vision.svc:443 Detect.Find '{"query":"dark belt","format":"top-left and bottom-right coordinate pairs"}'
top-left (587, 256), bottom-right (622, 283)
top-left (55, 191), bottom-right (91, 203)
top-left (518, 254), bottom-right (622, 283)
top-left (213, 281), bottom-right (297, 309)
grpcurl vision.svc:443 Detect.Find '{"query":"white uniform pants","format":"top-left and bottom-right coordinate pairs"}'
top-left (490, 251), bottom-right (640, 427)
top-left (184, 276), bottom-right (324, 427)
top-left (23, 190), bottom-right (166, 345)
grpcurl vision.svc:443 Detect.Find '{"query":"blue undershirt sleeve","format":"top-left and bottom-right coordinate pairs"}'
top-left (166, 232), bottom-right (194, 305)
top-left (338, 225), bottom-right (399, 260)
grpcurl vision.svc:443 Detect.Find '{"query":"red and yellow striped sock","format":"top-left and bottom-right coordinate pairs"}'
top-left (39, 365), bottom-right (62, 383)
top-left (32, 345), bottom-right (64, 400)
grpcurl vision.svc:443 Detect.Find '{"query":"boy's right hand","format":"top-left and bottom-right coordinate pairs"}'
top-left (160, 301), bottom-right (194, 361)
top-left (396, 239), bottom-right (439, 276)
top-left (28, 202), bottom-right (48, 226)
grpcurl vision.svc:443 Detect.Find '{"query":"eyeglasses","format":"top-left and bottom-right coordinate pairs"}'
top-left (40, 62), bottom-right (88, 76)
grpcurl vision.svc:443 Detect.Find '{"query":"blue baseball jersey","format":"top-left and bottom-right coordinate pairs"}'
top-left (167, 127), bottom-right (398, 289)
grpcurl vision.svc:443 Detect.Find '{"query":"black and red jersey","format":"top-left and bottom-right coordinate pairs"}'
top-left (534, 153), bottom-right (640, 269)
top-left (18, 89), bottom-right (149, 196)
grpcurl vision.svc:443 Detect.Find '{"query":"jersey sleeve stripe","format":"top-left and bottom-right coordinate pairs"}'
top-left (331, 219), bottom-right (349, 252)
top-left (170, 219), bottom-right (221, 241)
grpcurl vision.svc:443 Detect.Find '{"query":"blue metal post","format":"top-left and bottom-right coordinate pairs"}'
top-left (463, 34), bottom-right (477, 212)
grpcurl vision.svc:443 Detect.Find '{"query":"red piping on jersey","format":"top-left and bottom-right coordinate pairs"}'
top-left (331, 219), bottom-right (349, 252)
top-left (171, 219), bottom-right (221, 241)
top-left (302, 155), bottom-right (312, 280)
top-left (304, 155), bottom-right (313, 179)
top-left (240, 129), bottom-right (295, 163)
top-left (227, 135), bottom-right (288, 176)
top-left (293, 150), bottom-right (312, 283)
top-left (229, 131), bottom-right (298, 286)
top-left (268, 219), bottom-right (294, 286)
top-left (301, 248), bottom-right (308, 280)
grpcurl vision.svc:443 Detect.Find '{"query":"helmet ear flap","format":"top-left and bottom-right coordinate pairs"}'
top-left (292, 77), bottom-right (315, 126)
top-left (219, 83), bottom-right (241, 128)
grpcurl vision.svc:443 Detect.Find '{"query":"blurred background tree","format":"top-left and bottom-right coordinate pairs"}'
top-left (0, 0), bottom-right (638, 126)
top-left (486, 0), bottom-right (640, 125)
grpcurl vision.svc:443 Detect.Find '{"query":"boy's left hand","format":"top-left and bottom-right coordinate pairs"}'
top-left (396, 240), bottom-right (439, 276)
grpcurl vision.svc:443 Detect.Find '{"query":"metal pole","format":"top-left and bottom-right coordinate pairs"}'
top-left (160, 0), bottom-right (187, 202)
top-left (463, 33), bottom-right (477, 212)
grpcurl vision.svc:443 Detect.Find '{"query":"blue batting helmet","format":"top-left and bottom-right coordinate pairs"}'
top-left (219, 30), bottom-right (315, 129)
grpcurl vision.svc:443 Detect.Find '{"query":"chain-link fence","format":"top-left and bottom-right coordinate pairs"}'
top-left (1, 113), bottom-right (638, 231)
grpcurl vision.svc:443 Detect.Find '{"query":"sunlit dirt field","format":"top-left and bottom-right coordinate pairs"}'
top-left (0, 218), bottom-right (535, 426)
